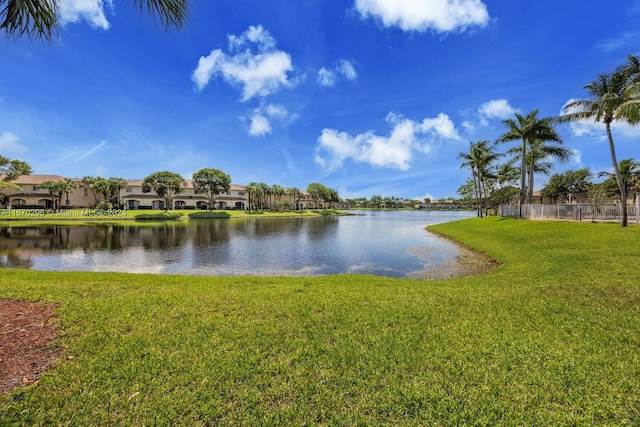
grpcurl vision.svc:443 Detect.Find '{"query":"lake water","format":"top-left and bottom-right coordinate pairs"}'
top-left (0, 210), bottom-right (480, 278)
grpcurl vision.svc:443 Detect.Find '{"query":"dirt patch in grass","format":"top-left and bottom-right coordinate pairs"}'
top-left (0, 299), bottom-right (63, 395)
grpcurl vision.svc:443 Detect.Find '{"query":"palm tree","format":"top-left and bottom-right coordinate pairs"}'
top-left (619, 54), bottom-right (640, 124)
top-left (597, 158), bottom-right (640, 202)
top-left (61, 178), bottom-right (78, 208)
top-left (458, 140), bottom-right (500, 217)
top-left (245, 182), bottom-right (258, 211)
top-left (1, 0), bottom-right (189, 40)
top-left (505, 138), bottom-right (571, 203)
top-left (497, 110), bottom-right (562, 216)
top-left (558, 69), bottom-right (633, 226)
top-left (496, 163), bottom-right (519, 189)
top-left (257, 182), bottom-right (270, 210)
top-left (271, 184), bottom-right (285, 204)
top-left (286, 187), bottom-right (302, 209)
top-left (458, 143), bottom-right (481, 216)
top-left (40, 179), bottom-right (76, 209)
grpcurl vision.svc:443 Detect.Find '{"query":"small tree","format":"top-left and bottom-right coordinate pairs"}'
top-left (542, 169), bottom-right (592, 204)
top-left (61, 178), bottom-right (78, 208)
top-left (142, 171), bottom-right (185, 211)
top-left (369, 194), bottom-right (383, 209)
top-left (82, 176), bottom-right (99, 207)
top-left (40, 180), bottom-right (66, 209)
top-left (286, 187), bottom-right (302, 209)
top-left (597, 158), bottom-right (639, 203)
top-left (0, 156), bottom-right (32, 181)
top-left (192, 168), bottom-right (231, 210)
top-left (588, 185), bottom-right (609, 223)
top-left (108, 178), bottom-right (128, 208)
top-left (245, 182), bottom-right (259, 211)
top-left (271, 184), bottom-right (285, 206)
top-left (0, 156), bottom-right (32, 205)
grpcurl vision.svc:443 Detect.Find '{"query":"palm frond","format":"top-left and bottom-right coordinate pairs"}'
top-left (1, 0), bottom-right (58, 40)
top-left (133, 0), bottom-right (189, 31)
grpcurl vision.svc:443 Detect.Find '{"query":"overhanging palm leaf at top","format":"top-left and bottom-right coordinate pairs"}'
top-left (1, 0), bottom-right (190, 40)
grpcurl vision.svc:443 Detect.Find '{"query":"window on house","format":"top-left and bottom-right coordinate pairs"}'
top-left (83, 188), bottom-right (89, 198)
top-left (126, 187), bottom-right (133, 193)
top-left (33, 186), bottom-right (40, 191)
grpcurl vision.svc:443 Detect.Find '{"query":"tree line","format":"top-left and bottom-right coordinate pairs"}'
top-left (459, 54), bottom-right (639, 226)
top-left (0, 163), bottom-right (342, 212)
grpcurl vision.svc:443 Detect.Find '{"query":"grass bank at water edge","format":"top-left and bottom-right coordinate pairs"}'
top-left (1, 217), bottom-right (639, 425)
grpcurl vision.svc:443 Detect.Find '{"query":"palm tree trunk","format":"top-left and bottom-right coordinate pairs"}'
top-left (527, 166), bottom-right (534, 204)
top-left (479, 175), bottom-right (487, 217)
top-left (472, 170), bottom-right (481, 217)
top-left (519, 140), bottom-right (527, 217)
top-left (606, 122), bottom-right (628, 227)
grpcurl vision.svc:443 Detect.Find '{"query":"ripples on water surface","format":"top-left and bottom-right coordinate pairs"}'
top-left (0, 210), bottom-right (481, 278)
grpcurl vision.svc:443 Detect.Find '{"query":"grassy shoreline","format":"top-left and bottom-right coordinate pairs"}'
top-left (0, 208), bottom-right (345, 227)
top-left (1, 217), bottom-right (639, 424)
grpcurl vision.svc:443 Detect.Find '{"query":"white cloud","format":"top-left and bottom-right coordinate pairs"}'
top-left (595, 32), bottom-right (638, 52)
top-left (461, 120), bottom-right (475, 133)
top-left (0, 131), bottom-right (28, 153)
top-left (355, 0), bottom-right (490, 33)
top-left (317, 60), bottom-right (358, 87)
top-left (420, 112), bottom-right (461, 140)
top-left (338, 60), bottom-right (358, 81)
top-left (58, 0), bottom-right (112, 30)
top-left (464, 99), bottom-right (518, 129)
top-left (265, 104), bottom-right (287, 117)
top-left (315, 112), bottom-right (461, 170)
top-left (570, 149), bottom-right (583, 166)
top-left (317, 67), bottom-right (336, 87)
top-left (414, 193), bottom-right (436, 202)
top-left (192, 25), bottom-right (294, 101)
top-left (246, 104), bottom-right (295, 137)
top-left (249, 114), bottom-right (271, 136)
top-left (478, 99), bottom-right (517, 120)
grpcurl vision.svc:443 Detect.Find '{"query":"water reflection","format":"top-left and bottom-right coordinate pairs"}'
top-left (0, 211), bottom-right (479, 278)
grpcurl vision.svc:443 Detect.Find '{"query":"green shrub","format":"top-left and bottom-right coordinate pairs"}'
top-left (134, 213), bottom-right (182, 221)
top-left (187, 211), bottom-right (231, 219)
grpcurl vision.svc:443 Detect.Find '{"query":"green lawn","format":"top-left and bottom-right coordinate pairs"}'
top-left (0, 208), bottom-right (342, 227)
top-left (1, 217), bottom-right (639, 425)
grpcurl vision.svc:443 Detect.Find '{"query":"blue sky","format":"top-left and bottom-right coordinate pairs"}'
top-left (1, 0), bottom-right (639, 201)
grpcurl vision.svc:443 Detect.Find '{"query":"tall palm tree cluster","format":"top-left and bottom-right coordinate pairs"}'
top-left (40, 178), bottom-right (78, 209)
top-left (460, 54), bottom-right (639, 226)
top-left (459, 110), bottom-right (570, 218)
top-left (244, 182), bottom-right (339, 212)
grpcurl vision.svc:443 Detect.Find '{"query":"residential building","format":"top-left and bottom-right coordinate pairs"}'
top-left (0, 175), bottom-right (93, 209)
top-left (1, 174), bottom-right (320, 211)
